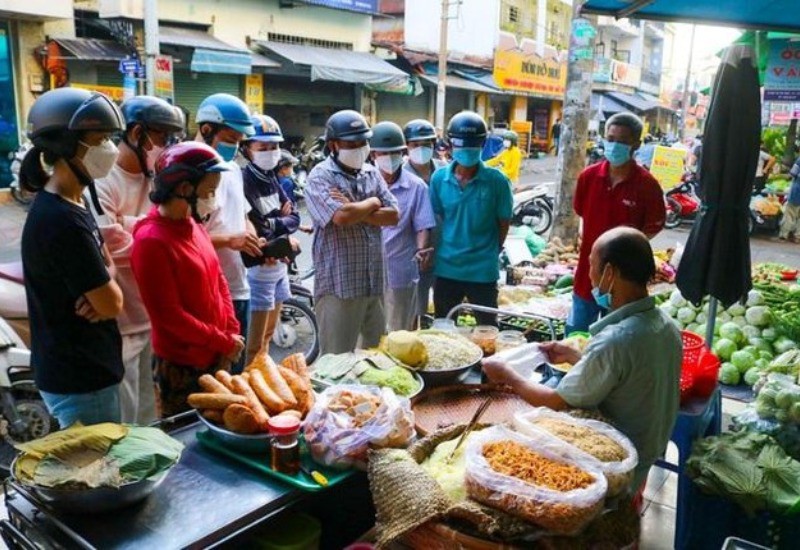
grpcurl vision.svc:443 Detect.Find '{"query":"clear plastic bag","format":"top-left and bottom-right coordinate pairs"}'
top-left (754, 373), bottom-right (800, 426)
top-left (464, 426), bottom-right (607, 535)
top-left (513, 408), bottom-right (638, 497)
top-left (303, 385), bottom-right (415, 470)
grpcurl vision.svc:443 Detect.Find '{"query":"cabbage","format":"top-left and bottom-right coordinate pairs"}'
top-left (773, 337), bottom-right (799, 355)
top-left (745, 306), bottom-right (771, 327)
top-left (749, 338), bottom-right (772, 353)
top-left (677, 307), bottom-right (696, 324)
top-left (742, 325), bottom-right (761, 340)
top-left (759, 350), bottom-right (775, 362)
top-left (755, 358), bottom-right (770, 371)
top-left (713, 338), bottom-right (738, 361)
top-left (719, 363), bottom-right (740, 385)
top-left (669, 289), bottom-right (686, 308)
top-left (660, 304), bottom-right (677, 318)
top-left (720, 311), bottom-right (732, 323)
top-left (686, 323), bottom-right (699, 334)
top-left (755, 398), bottom-right (776, 419)
top-left (742, 345), bottom-right (758, 357)
top-left (744, 367), bottom-right (762, 386)
top-left (702, 302), bottom-right (710, 314)
top-left (696, 312), bottom-right (708, 324)
top-left (719, 323), bottom-right (745, 345)
top-left (696, 323), bottom-right (708, 338)
top-left (732, 316), bottom-right (747, 328)
top-left (731, 350), bottom-right (756, 374)
top-left (746, 290), bottom-right (765, 307)
top-left (762, 327), bottom-right (778, 343)
top-left (727, 303), bottom-right (747, 317)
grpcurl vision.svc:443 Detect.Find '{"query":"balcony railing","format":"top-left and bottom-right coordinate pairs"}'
top-left (641, 68), bottom-right (661, 88)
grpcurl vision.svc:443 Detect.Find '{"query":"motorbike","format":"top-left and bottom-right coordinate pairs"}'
top-left (270, 267), bottom-right (319, 365)
top-left (587, 142), bottom-right (605, 165)
top-left (511, 183), bottom-right (554, 235)
top-left (749, 191), bottom-right (786, 235)
top-left (294, 135), bottom-right (325, 189)
top-left (8, 142), bottom-right (35, 207)
top-left (664, 176), bottom-right (702, 229)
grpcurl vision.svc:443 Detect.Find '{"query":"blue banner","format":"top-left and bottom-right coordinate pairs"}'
top-left (764, 38), bottom-right (800, 102)
top-left (303, 0), bottom-right (378, 14)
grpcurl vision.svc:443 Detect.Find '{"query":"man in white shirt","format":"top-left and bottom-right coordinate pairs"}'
top-left (195, 94), bottom-right (262, 373)
top-left (92, 95), bottom-right (183, 424)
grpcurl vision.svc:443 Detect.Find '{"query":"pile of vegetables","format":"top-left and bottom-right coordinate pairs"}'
top-left (754, 281), bottom-right (800, 343)
top-left (529, 237), bottom-right (579, 269)
top-left (752, 195), bottom-right (783, 217)
top-left (754, 373), bottom-right (800, 425)
top-left (752, 263), bottom-right (794, 285)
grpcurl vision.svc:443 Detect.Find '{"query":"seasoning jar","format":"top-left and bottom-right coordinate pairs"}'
top-left (431, 318), bottom-right (456, 332)
top-left (268, 415), bottom-right (301, 475)
top-left (496, 330), bottom-right (526, 352)
top-left (471, 325), bottom-right (499, 356)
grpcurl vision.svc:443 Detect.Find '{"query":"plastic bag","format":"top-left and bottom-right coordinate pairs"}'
top-left (303, 385), bottom-right (415, 470)
top-left (733, 406), bottom-right (800, 461)
top-left (464, 426), bottom-right (607, 535)
top-left (513, 408), bottom-right (638, 498)
top-left (754, 373), bottom-right (800, 426)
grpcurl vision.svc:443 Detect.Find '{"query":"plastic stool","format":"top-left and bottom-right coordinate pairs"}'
top-left (654, 388), bottom-right (722, 550)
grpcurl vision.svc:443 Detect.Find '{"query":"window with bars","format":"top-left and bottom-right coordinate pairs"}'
top-left (508, 6), bottom-right (519, 23)
top-left (267, 33), bottom-right (353, 50)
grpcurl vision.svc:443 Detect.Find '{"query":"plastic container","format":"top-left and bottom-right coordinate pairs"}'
top-left (431, 318), bottom-right (456, 332)
top-left (681, 330), bottom-right (705, 370)
top-left (268, 415), bottom-right (301, 475)
top-left (495, 330), bottom-right (526, 352)
top-left (471, 325), bottom-right (499, 356)
top-left (253, 511), bottom-right (321, 550)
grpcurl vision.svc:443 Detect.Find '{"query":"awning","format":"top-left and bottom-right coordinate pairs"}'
top-left (604, 91), bottom-right (660, 113)
top-left (591, 92), bottom-right (627, 115)
top-left (637, 91), bottom-right (676, 112)
top-left (254, 40), bottom-right (412, 93)
top-left (582, 1), bottom-right (800, 33)
top-left (51, 38), bottom-right (130, 61)
top-left (160, 26), bottom-right (253, 75)
top-left (251, 52), bottom-right (281, 69)
top-left (419, 73), bottom-right (499, 94)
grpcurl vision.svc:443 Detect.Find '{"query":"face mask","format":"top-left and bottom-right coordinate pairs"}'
top-left (337, 145), bottom-right (370, 170)
top-left (144, 135), bottom-right (164, 176)
top-left (409, 146), bottom-right (434, 165)
top-left (375, 153), bottom-right (403, 174)
top-left (215, 141), bottom-right (239, 162)
top-left (252, 150), bottom-right (281, 171)
top-left (79, 139), bottom-right (119, 180)
top-left (452, 147), bottom-right (482, 167)
top-left (591, 265), bottom-right (614, 310)
top-left (604, 141), bottom-right (632, 167)
top-left (503, 140), bottom-right (512, 148)
top-left (195, 195), bottom-right (218, 221)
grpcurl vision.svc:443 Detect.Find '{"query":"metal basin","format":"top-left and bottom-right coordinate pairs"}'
top-left (197, 412), bottom-right (272, 454)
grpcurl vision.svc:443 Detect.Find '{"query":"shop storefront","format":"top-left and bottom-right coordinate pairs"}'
top-left (0, 22), bottom-right (19, 186)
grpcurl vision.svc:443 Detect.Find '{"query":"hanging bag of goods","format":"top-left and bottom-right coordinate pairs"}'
top-left (463, 426), bottom-right (607, 535)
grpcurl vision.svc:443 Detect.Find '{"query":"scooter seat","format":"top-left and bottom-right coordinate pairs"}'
top-left (0, 262), bottom-right (23, 284)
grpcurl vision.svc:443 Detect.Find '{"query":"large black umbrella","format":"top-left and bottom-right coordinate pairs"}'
top-left (676, 44), bottom-right (761, 344)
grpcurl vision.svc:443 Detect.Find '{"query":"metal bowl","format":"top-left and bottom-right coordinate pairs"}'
top-left (416, 357), bottom-right (481, 387)
top-left (197, 412), bottom-right (272, 454)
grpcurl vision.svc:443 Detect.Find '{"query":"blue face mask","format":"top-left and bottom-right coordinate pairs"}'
top-left (215, 140), bottom-right (239, 162)
top-left (591, 266), bottom-right (614, 310)
top-left (604, 140), bottom-right (632, 167)
top-left (452, 147), bottom-right (482, 167)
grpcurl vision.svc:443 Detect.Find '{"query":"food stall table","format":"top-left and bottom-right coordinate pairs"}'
top-left (446, 303), bottom-right (564, 341)
top-left (0, 415), bottom-right (364, 549)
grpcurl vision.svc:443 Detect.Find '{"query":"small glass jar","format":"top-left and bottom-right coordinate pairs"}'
top-left (431, 318), bottom-right (457, 332)
top-left (496, 330), bottom-right (526, 352)
top-left (471, 325), bottom-right (499, 356)
top-left (268, 415), bottom-right (301, 475)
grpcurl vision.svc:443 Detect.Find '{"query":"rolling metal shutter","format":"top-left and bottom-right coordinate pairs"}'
top-left (173, 70), bottom-right (241, 133)
top-left (376, 89), bottom-right (430, 125)
top-left (263, 77), bottom-right (352, 108)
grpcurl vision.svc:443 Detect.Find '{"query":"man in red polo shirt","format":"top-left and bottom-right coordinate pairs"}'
top-left (568, 112), bottom-right (666, 333)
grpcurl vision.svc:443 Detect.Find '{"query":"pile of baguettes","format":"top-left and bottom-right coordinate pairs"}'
top-left (188, 353), bottom-right (315, 434)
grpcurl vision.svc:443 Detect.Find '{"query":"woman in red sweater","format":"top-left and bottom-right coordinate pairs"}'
top-left (131, 142), bottom-right (245, 417)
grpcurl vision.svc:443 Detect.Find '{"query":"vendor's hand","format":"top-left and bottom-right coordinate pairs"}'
top-left (226, 335), bottom-right (245, 363)
top-left (415, 247), bottom-right (434, 271)
top-left (230, 233), bottom-right (264, 257)
top-left (539, 341), bottom-right (582, 365)
top-left (280, 201), bottom-right (293, 217)
top-left (299, 225), bottom-right (313, 234)
top-left (482, 357), bottom-right (520, 387)
top-left (75, 295), bottom-right (102, 323)
top-left (329, 189), bottom-right (351, 204)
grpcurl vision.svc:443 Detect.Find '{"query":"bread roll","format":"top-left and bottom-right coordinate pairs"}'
top-left (249, 368), bottom-right (288, 414)
top-left (223, 404), bottom-right (259, 434)
top-left (200, 409), bottom-right (224, 424)
top-left (215, 370), bottom-right (234, 391)
top-left (187, 393), bottom-right (247, 410)
top-left (230, 375), bottom-right (270, 430)
top-left (199, 374), bottom-right (232, 394)
top-left (263, 355), bottom-right (297, 407)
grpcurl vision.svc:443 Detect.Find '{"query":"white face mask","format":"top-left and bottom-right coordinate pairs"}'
top-left (195, 194), bottom-right (218, 221)
top-left (375, 153), bottom-right (403, 175)
top-left (337, 145), bottom-right (370, 170)
top-left (503, 139), bottom-right (512, 148)
top-left (409, 146), bottom-right (433, 165)
top-left (252, 149), bottom-right (282, 172)
top-left (144, 136), bottom-right (164, 176)
top-left (80, 139), bottom-right (119, 180)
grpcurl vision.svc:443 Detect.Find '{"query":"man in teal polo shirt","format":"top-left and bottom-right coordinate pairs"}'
top-left (482, 227), bottom-right (681, 493)
top-left (429, 111), bottom-right (513, 324)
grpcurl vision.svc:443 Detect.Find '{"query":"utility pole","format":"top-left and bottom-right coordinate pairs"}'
top-left (435, 0), bottom-right (450, 131)
top-left (144, 0), bottom-right (159, 96)
top-left (680, 24), bottom-right (696, 140)
top-left (549, 2), bottom-right (596, 243)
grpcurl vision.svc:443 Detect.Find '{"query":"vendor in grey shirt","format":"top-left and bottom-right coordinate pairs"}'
top-left (484, 227), bottom-right (681, 493)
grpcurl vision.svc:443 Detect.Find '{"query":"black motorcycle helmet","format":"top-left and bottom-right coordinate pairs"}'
top-left (121, 95), bottom-right (184, 176)
top-left (369, 121), bottom-right (406, 152)
top-left (324, 110), bottom-right (372, 143)
top-left (403, 119), bottom-right (437, 143)
top-left (446, 111), bottom-right (488, 148)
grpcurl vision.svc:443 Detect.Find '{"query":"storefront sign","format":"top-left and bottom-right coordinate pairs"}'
top-left (493, 49), bottom-right (566, 99)
top-left (71, 83), bottom-right (125, 102)
top-left (154, 55), bottom-right (174, 104)
top-left (593, 58), bottom-right (641, 88)
top-left (304, 0), bottom-right (378, 14)
top-left (245, 74), bottom-right (264, 113)
top-left (764, 38), bottom-right (800, 102)
top-left (650, 145), bottom-right (686, 190)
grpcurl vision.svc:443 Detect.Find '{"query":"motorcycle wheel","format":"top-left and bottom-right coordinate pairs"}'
top-left (528, 200), bottom-right (553, 235)
top-left (3, 400), bottom-right (54, 444)
top-left (270, 299), bottom-right (319, 365)
top-left (664, 197), bottom-right (682, 229)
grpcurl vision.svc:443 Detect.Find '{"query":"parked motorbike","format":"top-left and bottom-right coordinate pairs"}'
top-left (8, 142), bottom-right (35, 207)
top-left (294, 135), bottom-right (325, 189)
top-left (512, 183), bottom-right (554, 235)
top-left (664, 176), bottom-right (702, 229)
top-left (587, 142), bottom-right (605, 165)
top-left (271, 267), bottom-right (319, 365)
top-left (749, 191), bottom-right (786, 235)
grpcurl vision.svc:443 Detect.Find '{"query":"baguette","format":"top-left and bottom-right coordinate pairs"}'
top-left (249, 368), bottom-right (288, 414)
top-left (200, 409), bottom-right (224, 424)
top-left (187, 392), bottom-right (247, 410)
top-left (230, 375), bottom-right (270, 430)
top-left (215, 370), bottom-right (234, 391)
top-left (279, 366), bottom-right (314, 415)
top-left (223, 404), bottom-right (260, 434)
top-left (199, 373), bottom-right (232, 394)
top-left (263, 355), bottom-right (298, 406)
top-left (282, 353), bottom-right (309, 379)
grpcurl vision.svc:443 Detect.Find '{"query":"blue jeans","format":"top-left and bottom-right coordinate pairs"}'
top-left (566, 293), bottom-right (603, 334)
top-left (40, 384), bottom-right (121, 428)
top-left (232, 299), bottom-right (250, 374)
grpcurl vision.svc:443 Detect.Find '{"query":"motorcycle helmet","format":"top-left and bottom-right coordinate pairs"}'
top-left (276, 150), bottom-right (299, 171)
top-left (503, 130), bottom-right (518, 146)
top-left (369, 121), bottom-right (406, 152)
top-left (246, 114), bottom-right (284, 143)
top-left (196, 93), bottom-right (255, 136)
top-left (121, 96), bottom-right (184, 134)
top-left (324, 110), bottom-right (372, 142)
top-left (153, 141), bottom-right (230, 196)
top-left (403, 119), bottom-right (437, 143)
top-left (446, 111), bottom-right (488, 148)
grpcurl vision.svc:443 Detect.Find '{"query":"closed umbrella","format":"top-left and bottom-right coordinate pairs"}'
top-left (675, 44), bottom-right (761, 345)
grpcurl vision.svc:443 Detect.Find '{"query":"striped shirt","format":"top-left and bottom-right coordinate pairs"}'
top-left (382, 170), bottom-right (436, 289)
top-left (305, 157), bottom-right (399, 300)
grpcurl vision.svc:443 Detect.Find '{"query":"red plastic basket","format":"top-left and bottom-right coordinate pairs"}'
top-left (681, 330), bottom-right (706, 370)
top-left (692, 350), bottom-right (721, 399)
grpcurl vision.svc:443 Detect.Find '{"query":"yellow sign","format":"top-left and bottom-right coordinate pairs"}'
top-left (154, 55), bottom-right (174, 104)
top-left (493, 49), bottom-right (566, 99)
top-left (650, 145), bottom-right (687, 190)
top-left (245, 74), bottom-right (264, 113)
top-left (71, 84), bottom-right (125, 102)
